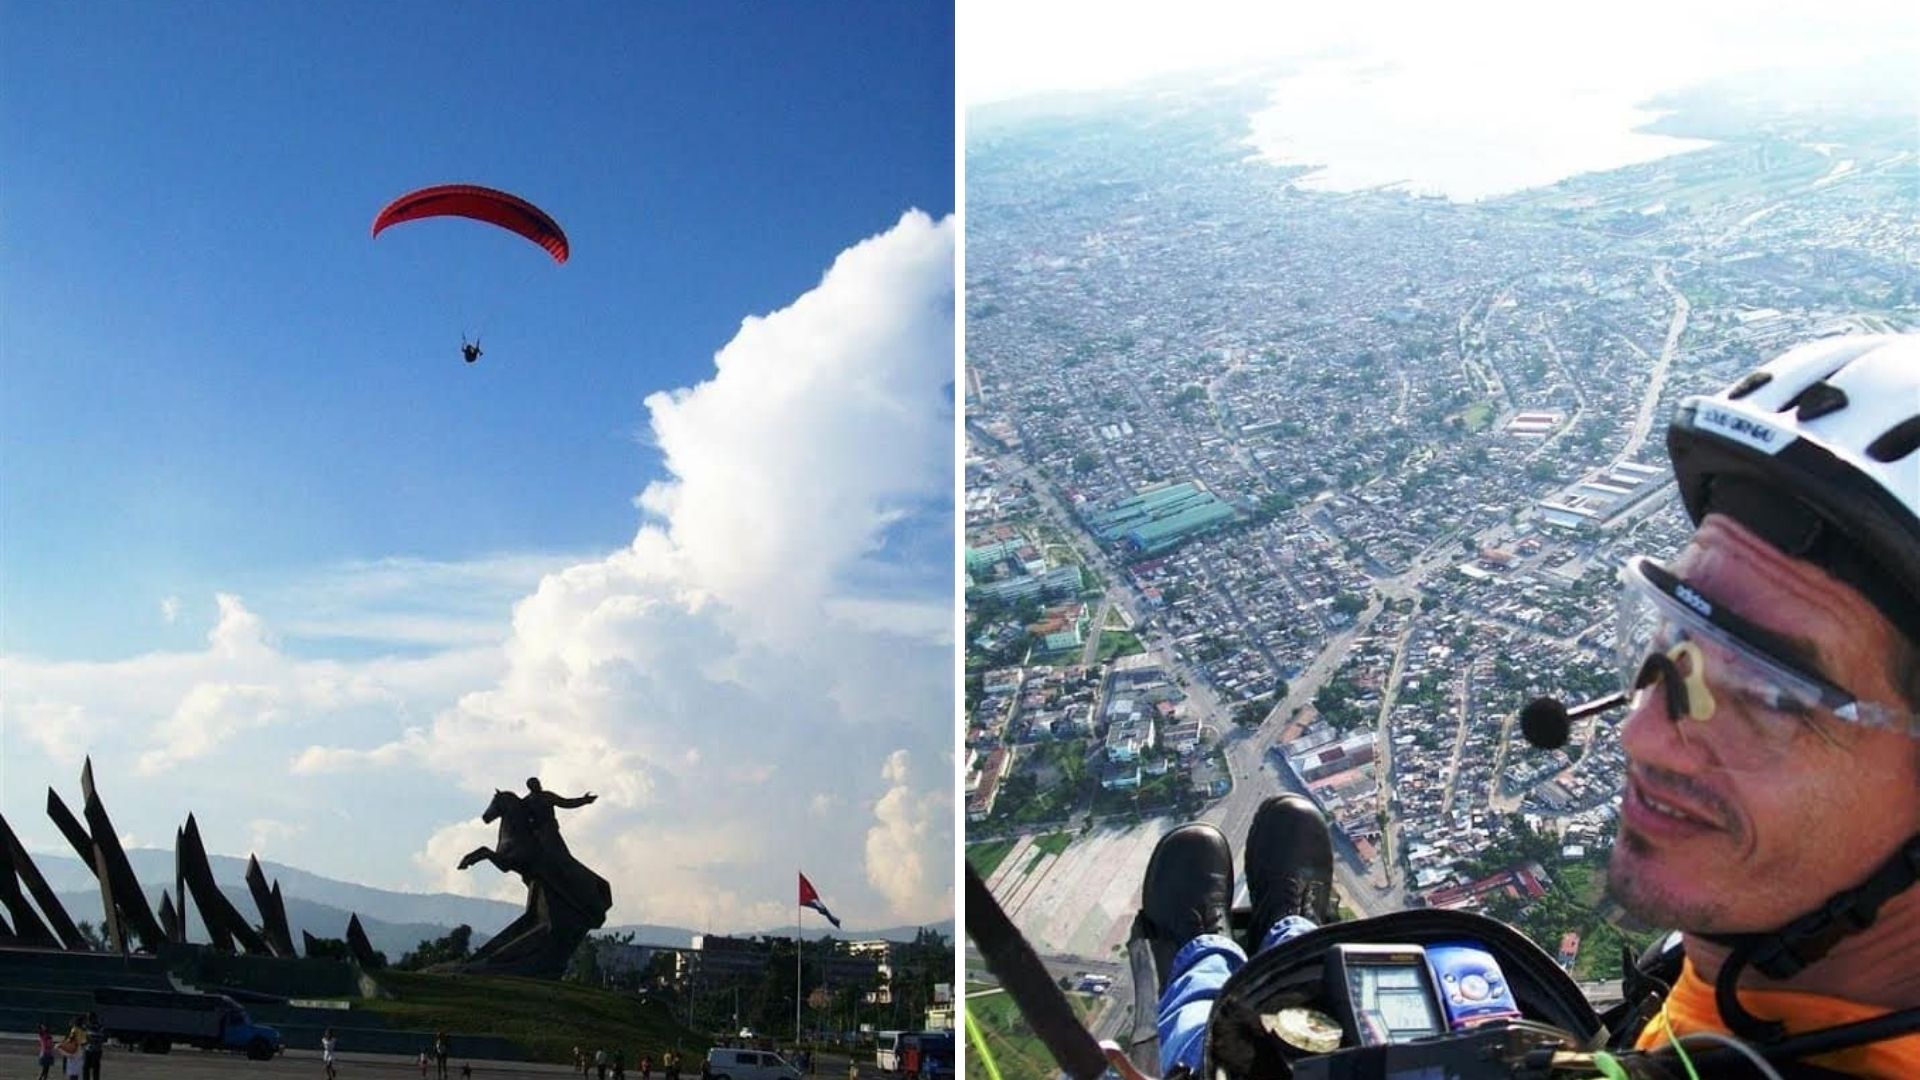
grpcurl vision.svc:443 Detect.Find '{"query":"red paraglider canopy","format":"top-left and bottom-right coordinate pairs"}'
top-left (372, 183), bottom-right (570, 264)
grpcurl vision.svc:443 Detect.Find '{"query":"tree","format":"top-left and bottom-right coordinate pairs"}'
top-left (73, 921), bottom-right (106, 951)
top-left (304, 936), bottom-right (386, 969)
top-left (644, 949), bottom-right (683, 990)
top-left (305, 936), bottom-right (353, 962)
top-left (566, 935), bottom-right (604, 985)
top-left (395, 924), bottom-right (473, 970)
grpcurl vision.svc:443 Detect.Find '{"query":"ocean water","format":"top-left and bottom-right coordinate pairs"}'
top-left (1244, 59), bottom-right (1716, 201)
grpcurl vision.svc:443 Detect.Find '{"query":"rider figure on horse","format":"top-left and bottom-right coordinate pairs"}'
top-left (525, 777), bottom-right (596, 859)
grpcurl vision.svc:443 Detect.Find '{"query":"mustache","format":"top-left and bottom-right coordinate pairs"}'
top-left (1632, 761), bottom-right (1741, 835)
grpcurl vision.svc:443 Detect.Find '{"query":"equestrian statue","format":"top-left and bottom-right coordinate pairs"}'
top-left (454, 778), bottom-right (613, 977)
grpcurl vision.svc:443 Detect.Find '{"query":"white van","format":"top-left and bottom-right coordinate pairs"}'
top-left (874, 1031), bottom-right (953, 1075)
top-left (874, 1031), bottom-right (907, 1072)
top-left (705, 1048), bottom-right (801, 1080)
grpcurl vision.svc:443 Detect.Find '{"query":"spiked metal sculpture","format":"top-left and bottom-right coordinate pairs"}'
top-left (177, 815), bottom-right (271, 955)
top-left (0, 812), bottom-right (83, 950)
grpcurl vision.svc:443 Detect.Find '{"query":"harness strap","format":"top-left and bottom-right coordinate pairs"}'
top-left (1126, 916), bottom-right (1163, 1073)
top-left (964, 864), bottom-right (1110, 1080)
top-left (1702, 833), bottom-right (1920, 1041)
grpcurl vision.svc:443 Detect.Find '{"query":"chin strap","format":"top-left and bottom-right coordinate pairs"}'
top-left (1703, 832), bottom-right (1920, 1042)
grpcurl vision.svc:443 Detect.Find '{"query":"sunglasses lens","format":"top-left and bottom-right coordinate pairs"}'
top-left (1617, 559), bottom-right (1856, 770)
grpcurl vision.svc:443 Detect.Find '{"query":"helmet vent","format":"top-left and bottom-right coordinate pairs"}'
top-left (1866, 417), bottom-right (1920, 464)
top-left (1728, 370), bottom-right (1772, 399)
top-left (1787, 381), bottom-right (1848, 421)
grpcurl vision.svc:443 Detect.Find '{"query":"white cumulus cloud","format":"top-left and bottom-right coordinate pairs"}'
top-left (865, 749), bottom-right (945, 918)
top-left (306, 210), bottom-right (957, 928)
top-left (0, 212), bottom-right (955, 926)
top-left (248, 818), bottom-right (303, 855)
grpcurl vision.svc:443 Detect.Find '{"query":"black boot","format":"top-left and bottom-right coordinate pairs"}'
top-left (1243, 794), bottom-right (1335, 953)
top-left (1138, 822), bottom-right (1234, 992)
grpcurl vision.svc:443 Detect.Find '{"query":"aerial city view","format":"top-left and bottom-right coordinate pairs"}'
top-left (960, 12), bottom-right (1915, 1072)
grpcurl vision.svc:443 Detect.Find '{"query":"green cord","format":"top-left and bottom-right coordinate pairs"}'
top-left (964, 1007), bottom-right (1004, 1080)
top-left (1661, 1009), bottom-right (1702, 1080)
top-left (1592, 1051), bottom-right (1631, 1080)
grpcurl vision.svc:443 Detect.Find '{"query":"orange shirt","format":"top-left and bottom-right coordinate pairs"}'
top-left (1635, 959), bottom-right (1920, 1078)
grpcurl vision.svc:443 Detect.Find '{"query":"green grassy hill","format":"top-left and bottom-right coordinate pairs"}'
top-left (365, 972), bottom-right (706, 1064)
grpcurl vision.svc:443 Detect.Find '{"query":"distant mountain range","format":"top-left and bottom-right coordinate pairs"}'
top-left (27, 849), bottom-right (950, 958)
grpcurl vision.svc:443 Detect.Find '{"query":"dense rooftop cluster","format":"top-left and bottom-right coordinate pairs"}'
top-left (965, 82), bottom-right (1917, 936)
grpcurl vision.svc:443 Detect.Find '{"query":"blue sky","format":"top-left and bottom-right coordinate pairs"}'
top-left (2, 3), bottom-right (954, 932)
top-left (4, 1), bottom-right (952, 659)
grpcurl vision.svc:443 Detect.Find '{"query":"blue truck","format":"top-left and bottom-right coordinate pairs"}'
top-left (94, 986), bottom-right (284, 1060)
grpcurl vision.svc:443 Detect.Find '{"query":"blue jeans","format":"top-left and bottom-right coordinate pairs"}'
top-left (1156, 916), bottom-right (1318, 1075)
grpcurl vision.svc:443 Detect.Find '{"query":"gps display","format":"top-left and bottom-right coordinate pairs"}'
top-left (1324, 944), bottom-right (1447, 1046)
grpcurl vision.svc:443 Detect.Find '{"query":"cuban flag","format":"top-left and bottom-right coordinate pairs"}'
top-left (799, 872), bottom-right (841, 928)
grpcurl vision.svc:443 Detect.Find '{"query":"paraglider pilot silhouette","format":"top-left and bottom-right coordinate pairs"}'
top-left (454, 776), bottom-right (611, 977)
top-left (371, 184), bottom-right (569, 368)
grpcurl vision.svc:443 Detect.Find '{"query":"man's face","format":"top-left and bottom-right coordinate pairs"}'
top-left (1607, 515), bottom-right (1920, 932)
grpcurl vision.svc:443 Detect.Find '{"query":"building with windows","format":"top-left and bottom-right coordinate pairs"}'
top-left (1108, 716), bottom-right (1155, 762)
top-left (972, 562), bottom-right (1083, 604)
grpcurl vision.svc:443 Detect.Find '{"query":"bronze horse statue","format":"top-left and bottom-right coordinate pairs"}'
top-left (455, 787), bottom-right (612, 976)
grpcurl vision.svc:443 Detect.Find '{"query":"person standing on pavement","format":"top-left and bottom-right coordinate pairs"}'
top-left (35, 1023), bottom-right (55, 1080)
top-left (80, 1013), bottom-right (102, 1080)
top-left (321, 1027), bottom-right (338, 1080)
top-left (59, 1015), bottom-right (86, 1080)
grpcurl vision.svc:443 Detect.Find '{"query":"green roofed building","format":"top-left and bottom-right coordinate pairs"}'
top-left (1126, 501), bottom-right (1238, 553)
top-left (966, 538), bottom-right (1024, 574)
top-left (1085, 481), bottom-right (1239, 554)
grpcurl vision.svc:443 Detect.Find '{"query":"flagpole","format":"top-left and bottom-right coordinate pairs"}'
top-left (795, 869), bottom-right (803, 1049)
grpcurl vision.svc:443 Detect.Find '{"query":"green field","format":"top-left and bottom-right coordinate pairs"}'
top-left (1025, 646), bottom-right (1080, 668)
top-left (365, 971), bottom-right (704, 1064)
top-left (1032, 831), bottom-right (1074, 857)
top-left (968, 839), bottom-right (1017, 878)
top-left (1095, 631), bottom-right (1145, 662)
top-left (964, 985), bottom-right (1093, 1080)
top-left (1020, 832), bottom-right (1075, 874)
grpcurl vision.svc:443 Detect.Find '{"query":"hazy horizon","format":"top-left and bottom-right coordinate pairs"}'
top-left (964, 1), bottom-right (1915, 199)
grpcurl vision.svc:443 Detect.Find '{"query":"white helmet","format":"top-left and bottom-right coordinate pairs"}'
top-left (1667, 333), bottom-right (1920, 648)
top-left (1666, 335), bottom-right (1920, 1041)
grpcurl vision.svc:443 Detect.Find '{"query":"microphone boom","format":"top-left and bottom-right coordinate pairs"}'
top-left (1519, 690), bottom-right (1630, 750)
